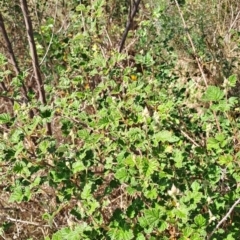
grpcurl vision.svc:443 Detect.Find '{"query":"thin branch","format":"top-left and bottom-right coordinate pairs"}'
top-left (20, 0), bottom-right (46, 105)
top-left (39, 0), bottom-right (59, 66)
top-left (6, 217), bottom-right (50, 227)
top-left (0, 12), bottom-right (28, 103)
top-left (225, 10), bottom-right (240, 41)
top-left (174, 0), bottom-right (208, 87)
top-left (20, 0), bottom-right (52, 135)
top-left (180, 129), bottom-right (200, 147)
top-left (119, 0), bottom-right (141, 53)
top-left (207, 198), bottom-right (240, 240)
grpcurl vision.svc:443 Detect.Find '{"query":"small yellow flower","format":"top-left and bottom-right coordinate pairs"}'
top-left (85, 83), bottom-right (90, 89)
top-left (130, 75), bottom-right (137, 81)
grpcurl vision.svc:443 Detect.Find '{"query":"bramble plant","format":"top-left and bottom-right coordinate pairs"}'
top-left (0, 0), bottom-right (240, 239)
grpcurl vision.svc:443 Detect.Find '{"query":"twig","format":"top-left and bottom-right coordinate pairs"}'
top-left (104, 27), bottom-right (113, 47)
top-left (0, 12), bottom-right (28, 103)
top-left (6, 217), bottom-right (50, 227)
top-left (174, 0), bottom-right (208, 87)
top-left (39, 0), bottom-right (59, 66)
top-left (207, 198), bottom-right (240, 240)
top-left (119, 0), bottom-right (141, 53)
top-left (225, 10), bottom-right (240, 42)
top-left (20, 0), bottom-right (52, 135)
top-left (180, 129), bottom-right (200, 147)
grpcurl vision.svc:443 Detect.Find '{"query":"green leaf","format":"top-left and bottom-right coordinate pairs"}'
top-left (142, 208), bottom-right (162, 228)
top-left (143, 187), bottom-right (158, 200)
top-left (194, 214), bottom-right (206, 227)
top-left (76, 4), bottom-right (86, 12)
top-left (191, 181), bottom-right (201, 192)
top-left (72, 160), bottom-right (85, 173)
top-left (218, 154), bottom-right (233, 166)
top-left (24, 186), bottom-right (32, 201)
top-left (39, 140), bottom-right (50, 154)
top-left (183, 226), bottom-right (194, 237)
top-left (0, 113), bottom-right (11, 124)
top-left (115, 168), bottom-right (129, 183)
top-left (173, 150), bottom-right (184, 168)
top-left (107, 228), bottom-right (134, 240)
top-left (10, 129), bottom-right (24, 143)
top-left (56, 144), bottom-right (69, 153)
top-left (51, 224), bottom-right (91, 240)
top-left (174, 206), bottom-right (188, 221)
top-left (9, 186), bottom-right (24, 203)
top-left (158, 221), bottom-right (168, 232)
top-left (215, 133), bottom-right (226, 142)
top-left (153, 130), bottom-right (179, 144)
top-left (81, 182), bottom-right (92, 200)
top-left (201, 86), bottom-right (224, 102)
top-left (226, 233), bottom-right (235, 240)
top-left (136, 233), bottom-right (145, 240)
top-left (207, 137), bottom-right (219, 150)
top-left (140, 158), bottom-right (159, 178)
top-left (228, 74), bottom-right (237, 87)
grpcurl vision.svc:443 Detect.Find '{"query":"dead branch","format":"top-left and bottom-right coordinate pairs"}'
top-left (0, 12), bottom-right (28, 103)
top-left (207, 198), bottom-right (240, 239)
top-left (119, 0), bottom-right (141, 53)
top-left (19, 0), bottom-right (52, 135)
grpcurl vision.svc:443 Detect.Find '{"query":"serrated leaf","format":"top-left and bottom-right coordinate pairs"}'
top-left (191, 181), bottom-right (201, 192)
top-left (56, 144), bottom-right (69, 153)
top-left (141, 158), bottom-right (159, 178)
top-left (207, 137), bottom-right (219, 150)
top-left (32, 176), bottom-right (41, 188)
top-left (39, 140), bottom-right (50, 154)
top-left (77, 129), bottom-right (90, 140)
top-left (143, 208), bottom-right (162, 227)
top-left (148, 159), bottom-right (159, 175)
top-left (123, 155), bottom-right (136, 167)
top-left (107, 228), bottom-right (134, 240)
top-left (10, 129), bottom-right (24, 143)
top-left (228, 74), bottom-right (237, 87)
top-left (215, 133), bottom-right (226, 142)
top-left (173, 150), bottom-right (183, 168)
top-left (183, 226), bottom-right (194, 237)
top-left (158, 221), bottom-right (168, 232)
top-left (136, 233), bottom-right (145, 240)
top-left (115, 168), bottom-right (129, 183)
top-left (143, 187), bottom-right (158, 200)
top-left (81, 182), bottom-right (92, 199)
top-left (194, 214), bottom-right (206, 227)
top-left (201, 86), bottom-right (224, 102)
top-left (9, 186), bottom-right (24, 203)
top-left (138, 216), bottom-right (149, 228)
top-left (154, 130), bottom-right (179, 143)
top-left (72, 160), bottom-right (85, 173)
top-left (0, 113), bottom-right (11, 124)
top-left (218, 154), bottom-right (233, 166)
top-left (174, 206), bottom-right (188, 220)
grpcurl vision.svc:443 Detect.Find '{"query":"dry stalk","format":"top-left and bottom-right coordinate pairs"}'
top-left (174, 0), bottom-right (208, 87)
top-left (207, 198), bottom-right (240, 239)
top-left (20, 0), bottom-right (52, 135)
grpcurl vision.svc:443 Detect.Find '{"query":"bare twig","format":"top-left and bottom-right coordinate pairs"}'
top-left (39, 0), bottom-right (59, 66)
top-left (0, 12), bottom-right (28, 103)
top-left (119, 0), bottom-right (141, 53)
top-left (174, 0), bottom-right (208, 87)
top-left (6, 217), bottom-right (50, 227)
top-left (207, 198), bottom-right (240, 240)
top-left (180, 129), bottom-right (200, 147)
top-left (225, 10), bottom-right (240, 42)
top-left (20, 0), bottom-right (52, 135)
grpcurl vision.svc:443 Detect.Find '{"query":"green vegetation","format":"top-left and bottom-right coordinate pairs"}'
top-left (0, 0), bottom-right (240, 239)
